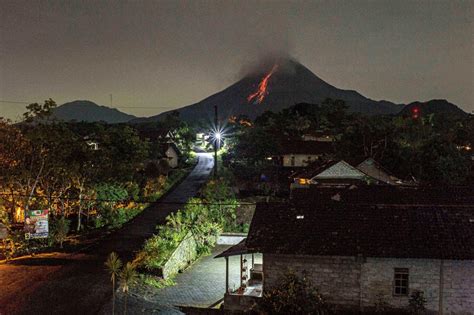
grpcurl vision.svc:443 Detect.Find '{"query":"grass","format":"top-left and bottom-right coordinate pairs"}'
top-left (140, 274), bottom-right (176, 289)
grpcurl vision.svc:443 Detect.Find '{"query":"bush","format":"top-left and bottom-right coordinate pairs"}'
top-left (94, 183), bottom-right (141, 228)
top-left (137, 179), bottom-right (238, 275)
top-left (141, 225), bottom-right (188, 270)
top-left (192, 221), bottom-right (222, 255)
top-left (50, 216), bottom-right (70, 248)
top-left (255, 271), bottom-right (330, 314)
top-left (408, 290), bottom-right (427, 314)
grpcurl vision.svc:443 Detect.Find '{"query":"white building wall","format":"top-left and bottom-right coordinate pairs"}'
top-left (263, 254), bottom-right (474, 314)
top-left (282, 154), bottom-right (319, 167)
top-left (442, 260), bottom-right (474, 314)
top-left (166, 147), bottom-right (179, 168)
top-left (361, 258), bottom-right (441, 311)
top-left (264, 254), bottom-right (361, 307)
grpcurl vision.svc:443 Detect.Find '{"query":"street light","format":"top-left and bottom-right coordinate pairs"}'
top-left (211, 128), bottom-right (224, 177)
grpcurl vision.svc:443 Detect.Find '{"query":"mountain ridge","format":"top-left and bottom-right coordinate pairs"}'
top-left (53, 100), bottom-right (137, 123)
top-left (132, 58), bottom-right (405, 123)
top-left (399, 99), bottom-right (467, 118)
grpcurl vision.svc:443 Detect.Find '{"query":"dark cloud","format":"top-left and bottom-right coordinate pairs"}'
top-left (0, 0), bottom-right (472, 120)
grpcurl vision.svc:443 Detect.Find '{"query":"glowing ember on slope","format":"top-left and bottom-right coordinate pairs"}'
top-left (247, 64), bottom-right (279, 104)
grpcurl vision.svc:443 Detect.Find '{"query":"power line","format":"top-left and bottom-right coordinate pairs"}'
top-left (0, 192), bottom-right (258, 205)
top-left (0, 100), bottom-right (31, 104)
top-left (0, 100), bottom-right (177, 110)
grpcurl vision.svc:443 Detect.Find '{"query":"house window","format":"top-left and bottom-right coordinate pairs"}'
top-left (291, 156), bottom-right (295, 166)
top-left (393, 268), bottom-right (409, 295)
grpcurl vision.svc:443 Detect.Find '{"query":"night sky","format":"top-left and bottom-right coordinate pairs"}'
top-left (1, 0), bottom-right (472, 121)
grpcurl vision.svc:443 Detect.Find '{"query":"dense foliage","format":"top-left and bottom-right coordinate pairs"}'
top-left (137, 178), bottom-right (240, 272)
top-left (255, 271), bottom-right (330, 314)
top-left (226, 99), bottom-right (473, 185)
top-left (0, 99), bottom-right (194, 257)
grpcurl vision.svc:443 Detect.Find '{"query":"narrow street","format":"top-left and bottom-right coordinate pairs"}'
top-left (0, 153), bottom-right (214, 315)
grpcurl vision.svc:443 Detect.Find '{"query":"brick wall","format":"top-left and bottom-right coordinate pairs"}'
top-left (443, 260), bottom-right (474, 314)
top-left (263, 254), bottom-right (474, 314)
top-left (264, 254), bottom-right (361, 307)
top-left (361, 258), bottom-right (441, 311)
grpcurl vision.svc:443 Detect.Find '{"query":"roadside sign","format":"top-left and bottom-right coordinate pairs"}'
top-left (24, 210), bottom-right (49, 239)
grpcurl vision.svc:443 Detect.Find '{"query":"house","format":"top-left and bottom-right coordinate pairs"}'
top-left (291, 158), bottom-right (404, 188)
top-left (302, 131), bottom-right (335, 142)
top-left (159, 142), bottom-right (180, 168)
top-left (218, 200), bottom-right (474, 313)
top-left (274, 140), bottom-right (333, 167)
top-left (83, 135), bottom-right (99, 151)
top-left (137, 127), bottom-right (182, 167)
top-left (137, 127), bottom-right (175, 144)
top-left (355, 157), bottom-right (403, 185)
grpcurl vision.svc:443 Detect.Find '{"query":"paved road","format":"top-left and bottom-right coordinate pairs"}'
top-left (113, 247), bottom-right (262, 314)
top-left (0, 153), bottom-right (213, 315)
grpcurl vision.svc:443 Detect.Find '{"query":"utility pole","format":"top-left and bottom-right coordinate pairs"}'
top-left (214, 105), bottom-right (218, 177)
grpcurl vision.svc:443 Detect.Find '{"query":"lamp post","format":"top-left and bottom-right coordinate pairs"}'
top-left (214, 105), bottom-right (218, 177)
top-left (214, 132), bottom-right (219, 177)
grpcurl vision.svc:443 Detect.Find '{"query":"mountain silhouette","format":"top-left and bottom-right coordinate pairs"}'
top-left (400, 99), bottom-right (467, 118)
top-left (133, 58), bottom-right (404, 123)
top-left (53, 100), bottom-right (136, 123)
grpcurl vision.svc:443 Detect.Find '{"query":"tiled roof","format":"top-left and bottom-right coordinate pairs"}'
top-left (137, 128), bottom-right (173, 141)
top-left (246, 201), bottom-right (474, 260)
top-left (291, 158), bottom-right (400, 185)
top-left (291, 160), bottom-right (341, 179)
top-left (290, 185), bottom-right (474, 205)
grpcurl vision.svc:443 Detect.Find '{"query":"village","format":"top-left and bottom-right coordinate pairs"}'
top-left (1, 1), bottom-right (473, 314)
top-left (3, 97), bottom-right (474, 314)
top-left (130, 107), bottom-right (474, 314)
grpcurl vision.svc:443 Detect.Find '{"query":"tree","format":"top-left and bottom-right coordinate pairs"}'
top-left (233, 126), bottom-right (281, 165)
top-left (95, 183), bottom-right (129, 227)
top-left (51, 216), bottom-right (70, 248)
top-left (22, 98), bottom-right (57, 123)
top-left (319, 98), bottom-right (350, 133)
top-left (417, 138), bottom-right (468, 184)
top-left (105, 252), bottom-right (123, 315)
top-left (119, 262), bottom-right (137, 315)
top-left (0, 119), bottom-right (30, 222)
top-left (338, 115), bottom-right (395, 161)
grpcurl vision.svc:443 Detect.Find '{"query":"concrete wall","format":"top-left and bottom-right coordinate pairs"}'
top-left (263, 254), bottom-right (474, 314)
top-left (361, 258), bottom-right (441, 311)
top-left (217, 233), bottom-right (247, 245)
top-left (282, 154), bottom-right (319, 167)
top-left (162, 232), bottom-right (197, 279)
top-left (166, 147), bottom-right (179, 168)
top-left (442, 260), bottom-right (474, 314)
top-left (264, 254), bottom-right (361, 307)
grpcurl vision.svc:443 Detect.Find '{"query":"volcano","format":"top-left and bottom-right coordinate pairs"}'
top-left (134, 58), bottom-right (404, 123)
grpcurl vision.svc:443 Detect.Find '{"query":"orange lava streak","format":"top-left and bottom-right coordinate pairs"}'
top-left (247, 64), bottom-right (278, 104)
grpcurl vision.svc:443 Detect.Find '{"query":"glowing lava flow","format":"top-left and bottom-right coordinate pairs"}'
top-left (247, 64), bottom-right (278, 104)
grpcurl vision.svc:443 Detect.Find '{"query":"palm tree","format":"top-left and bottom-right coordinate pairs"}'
top-left (119, 262), bottom-right (137, 315)
top-left (104, 252), bottom-right (122, 315)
